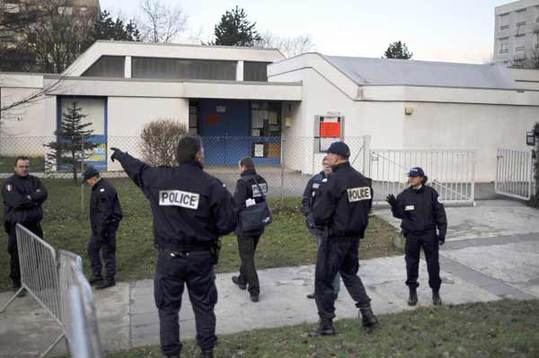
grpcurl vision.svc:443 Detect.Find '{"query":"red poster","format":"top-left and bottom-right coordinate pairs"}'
top-left (206, 113), bottom-right (219, 125)
top-left (320, 122), bottom-right (340, 137)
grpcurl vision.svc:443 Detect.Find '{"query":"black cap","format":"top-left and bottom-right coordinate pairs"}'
top-left (82, 166), bottom-right (99, 181)
top-left (408, 167), bottom-right (425, 177)
top-left (326, 141), bottom-right (350, 158)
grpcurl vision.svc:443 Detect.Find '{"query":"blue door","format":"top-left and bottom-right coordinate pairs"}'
top-left (198, 100), bottom-right (251, 165)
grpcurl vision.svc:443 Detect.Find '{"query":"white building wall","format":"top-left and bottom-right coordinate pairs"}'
top-left (402, 102), bottom-right (538, 182)
top-left (106, 97), bottom-right (189, 170)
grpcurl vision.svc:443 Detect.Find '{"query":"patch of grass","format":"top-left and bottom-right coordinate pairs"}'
top-left (107, 299), bottom-right (539, 358)
top-left (0, 179), bottom-right (401, 290)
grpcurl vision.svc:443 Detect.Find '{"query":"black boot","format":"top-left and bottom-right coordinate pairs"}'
top-left (432, 291), bottom-right (442, 306)
top-left (359, 307), bottom-right (378, 328)
top-left (232, 276), bottom-right (246, 290)
top-left (309, 319), bottom-right (335, 336)
top-left (408, 287), bottom-right (418, 306)
top-left (201, 349), bottom-right (213, 358)
top-left (95, 279), bottom-right (116, 290)
top-left (89, 276), bottom-right (103, 285)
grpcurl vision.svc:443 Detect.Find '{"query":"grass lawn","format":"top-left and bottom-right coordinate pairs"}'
top-left (0, 178), bottom-right (401, 291)
top-left (107, 299), bottom-right (539, 358)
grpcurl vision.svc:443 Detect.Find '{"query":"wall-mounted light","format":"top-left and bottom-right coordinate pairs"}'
top-left (404, 106), bottom-right (414, 115)
top-left (284, 117), bottom-right (292, 128)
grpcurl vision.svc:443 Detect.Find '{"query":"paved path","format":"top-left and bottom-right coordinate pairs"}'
top-left (0, 200), bottom-right (538, 356)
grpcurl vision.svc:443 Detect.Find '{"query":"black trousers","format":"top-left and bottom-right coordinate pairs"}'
top-left (154, 250), bottom-right (218, 356)
top-left (236, 233), bottom-right (261, 295)
top-left (404, 231), bottom-right (441, 291)
top-left (7, 221), bottom-right (43, 287)
top-left (88, 229), bottom-right (117, 281)
top-left (315, 237), bottom-right (371, 322)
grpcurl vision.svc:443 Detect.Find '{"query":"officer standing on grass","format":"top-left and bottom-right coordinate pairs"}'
top-left (2, 156), bottom-right (48, 298)
top-left (231, 157), bottom-right (268, 302)
top-left (83, 166), bottom-right (123, 290)
top-left (110, 136), bottom-right (236, 358)
top-left (310, 142), bottom-right (378, 336)
top-left (386, 167), bottom-right (447, 306)
top-left (301, 156), bottom-right (340, 300)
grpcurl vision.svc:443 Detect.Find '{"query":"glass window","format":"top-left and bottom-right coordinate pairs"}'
top-left (250, 101), bottom-right (281, 137)
top-left (131, 57), bottom-right (236, 80)
top-left (189, 102), bottom-right (198, 135)
top-left (244, 61), bottom-right (269, 81)
top-left (82, 56), bottom-right (125, 78)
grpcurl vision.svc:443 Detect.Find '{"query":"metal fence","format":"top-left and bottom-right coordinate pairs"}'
top-left (0, 224), bottom-right (103, 357)
top-left (58, 250), bottom-right (103, 358)
top-left (495, 148), bottom-right (535, 201)
top-left (0, 135), bottom-right (477, 206)
top-left (369, 149), bottom-right (476, 205)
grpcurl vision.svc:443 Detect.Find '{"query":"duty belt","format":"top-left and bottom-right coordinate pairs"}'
top-left (159, 245), bottom-right (212, 257)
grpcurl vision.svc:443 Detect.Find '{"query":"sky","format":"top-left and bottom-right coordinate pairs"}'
top-left (99, 0), bottom-right (512, 63)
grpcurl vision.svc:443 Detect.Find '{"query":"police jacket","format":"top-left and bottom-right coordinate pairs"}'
top-left (312, 162), bottom-right (373, 239)
top-left (2, 174), bottom-right (48, 228)
top-left (301, 171), bottom-right (328, 233)
top-left (233, 169), bottom-right (268, 235)
top-left (391, 185), bottom-right (447, 237)
top-left (115, 152), bottom-right (237, 248)
top-left (90, 178), bottom-right (123, 236)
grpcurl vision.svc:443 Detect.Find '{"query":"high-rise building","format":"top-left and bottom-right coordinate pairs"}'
top-left (494, 0), bottom-right (539, 65)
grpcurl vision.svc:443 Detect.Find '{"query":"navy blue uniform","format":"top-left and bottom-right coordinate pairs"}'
top-left (312, 162), bottom-right (373, 321)
top-left (301, 171), bottom-right (328, 236)
top-left (2, 174), bottom-right (47, 287)
top-left (114, 152), bottom-right (236, 356)
top-left (391, 185), bottom-right (447, 291)
top-left (88, 178), bottom-right (123, 282)
top-left (233, 169), bottom-right (268, 296)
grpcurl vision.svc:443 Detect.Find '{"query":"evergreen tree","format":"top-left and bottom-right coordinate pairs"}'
top-left (213, 6), bottom-right (262, 46)
top-left (45, 102), bottom-right (98, 182)
top-left (384, 41), bottom-right (413, 59)
top-left (92, 10), bottom-right (141, 43)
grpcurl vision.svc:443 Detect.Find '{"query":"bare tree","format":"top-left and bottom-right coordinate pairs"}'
top-left (140, 119), bottom-right (187, 166)
top-left (138, 0), bottom-right (188, 43)
top-left (256, 32), bottom-right (315, 58)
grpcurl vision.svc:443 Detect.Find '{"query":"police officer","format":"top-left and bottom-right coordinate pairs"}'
top-left (83, 166), bottom-right (123, 290)
top-left (110, 136), bottom-right (236, 358)
top-left (386, 167), bottom-right (447, 306)
top-left (231, 157), bottom-right (268, 302)
top-left (302, 157), bottom-right (340, 300)
top-left (311, 142), bottom-right (378, 336)
top-left (2, 156), bottom-right (48, 297)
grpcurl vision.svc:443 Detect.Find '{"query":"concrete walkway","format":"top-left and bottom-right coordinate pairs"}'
top-left (1, 200), bottom-right (538, 357)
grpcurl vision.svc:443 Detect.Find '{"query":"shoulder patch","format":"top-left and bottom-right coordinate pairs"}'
top-left (347, 186), bottom-right (372, 202)
top-left (6, 184), bottom-right (12, 192)
top-left (100, 188), bottom-right (105, 192)
top-left (437, 196), bottom-right (443, 204)
top-left (159, 190), bottom-right (200, 209)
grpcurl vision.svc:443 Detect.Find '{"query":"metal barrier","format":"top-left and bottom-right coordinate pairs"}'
top-left (0, 225), bottom-right (103, 357)
top-left (368, 149), bottom-right (476, 205)
top-left (495, 148), bottom-right (535, 201)
top-left (58, 250), bottom-right (103, 358)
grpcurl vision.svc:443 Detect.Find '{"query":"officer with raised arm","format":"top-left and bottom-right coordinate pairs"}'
top-left (110, 136), bottom-right (236, 358)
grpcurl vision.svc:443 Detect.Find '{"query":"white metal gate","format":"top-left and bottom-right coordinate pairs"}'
top-left (368, 149), bottom-right (476, 205)
top-left (495, 148), bottom-right (534, 201)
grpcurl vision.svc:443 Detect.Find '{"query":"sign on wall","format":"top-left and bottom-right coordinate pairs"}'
top-left (314, 114), bottom-right (344, 152)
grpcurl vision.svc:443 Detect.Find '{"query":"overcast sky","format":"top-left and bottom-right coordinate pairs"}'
top-left (99, 0), bottom-right (511, 63)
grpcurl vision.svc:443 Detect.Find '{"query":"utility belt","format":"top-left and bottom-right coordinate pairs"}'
top-left (158, 241), bottom-right (220, 264)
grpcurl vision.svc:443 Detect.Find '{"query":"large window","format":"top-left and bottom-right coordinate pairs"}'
top-left (82, 56), bottom-right (125, 78)
top-left (250, 101), bottom-right (281, 137)
top-left (244, 61), bottom-right (269, 81)
top-left (131, 57), bottom-right (236, 80)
